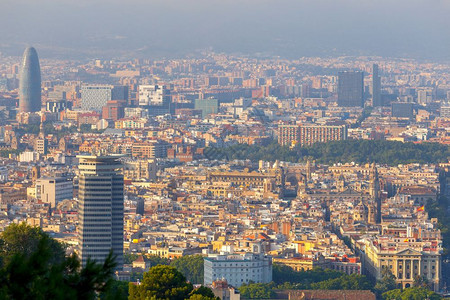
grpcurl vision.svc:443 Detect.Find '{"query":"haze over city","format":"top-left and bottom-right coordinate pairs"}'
top-left (1, 0), bottom-right (450, 60)
top-left (2, 1), bottom-right (450, 300)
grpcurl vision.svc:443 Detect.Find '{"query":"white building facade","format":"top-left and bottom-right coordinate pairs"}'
top-left (204, 253), bottom-right (272, 287)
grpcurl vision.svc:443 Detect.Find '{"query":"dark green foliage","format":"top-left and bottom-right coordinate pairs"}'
top-left (382, 286), bottom-right (441, 300)
top-left (186, 295), bottom-right (218, 300)
top-left (273, 264), bottom-right (343, 287)
top-left (239, 282), bottom-right (276, 299)
top-left (79, 124), bottom-right (102, 134)
top-left (146, 254), bottom-right (171, 266)
top-left (0, 222), bottom-right (117, 300)
top-left (374, 268), bottom-right (397, 296)
top-left (310, 273), bottom-right (373, 290)
top-left (128, 265), bottom-right (193, 300)
top-left (0, 149), bottom-right (21, 158)
top-left (14, 124), bottom-right (41, 136)
top-left (124, 253), bottom-right (139, 264)
top-left (100, 280), bottom-right (129, 300)
top-left (205, 140), bottom-right (450, 165)
top-left (426, 197), bottom-right (450, 256)
top-left (170, 255), bottom-right (204, 284)
top-left (189, 286), bottom-right (219, 300)
top-left (0, 222), bottom-right (65, 264)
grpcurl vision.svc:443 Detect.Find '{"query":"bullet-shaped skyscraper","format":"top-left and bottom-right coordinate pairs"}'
top-left (77, 155), bottom-right (124, 268)
top-left (19, 46), bottom-right (41, 113)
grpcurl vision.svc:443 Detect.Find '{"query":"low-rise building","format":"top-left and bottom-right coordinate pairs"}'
top-left (204, 253), bottom-right (272, 287)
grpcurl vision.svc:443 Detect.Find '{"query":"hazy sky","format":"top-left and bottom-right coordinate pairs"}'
top-left (1, 0), bottom-right (450, 60)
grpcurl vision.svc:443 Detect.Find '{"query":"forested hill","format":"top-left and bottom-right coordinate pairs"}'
top-left (204, 140), bottom-right (450, 165)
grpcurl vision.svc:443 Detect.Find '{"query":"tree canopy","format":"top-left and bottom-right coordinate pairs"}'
top-left (382, 286), bottom-right (441, 300)
top-left (170, 255), bottom-right (204, 284)
top-left (205, 140), bottom-right (450, 165)
top-left (0, 222), bottom-right (117, 300)
top-left (128, 265), bottom-right (193, 300)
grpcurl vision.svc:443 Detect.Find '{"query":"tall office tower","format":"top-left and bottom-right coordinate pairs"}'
top-left (138, 85), bottom-right (168, 106)
top-left (138, 85), bottom-right (171, 115)
top-left (81, 85), bottom-right (128, 111)
top-left (337, 71), bottom-right (364, 107)
top-left (194, 97), bottom-right (219, 117)
top-left (417, 89), bottom-right (433, 105)
top-left (77, 155), bottom-right (124, 269)
top-left (372, 64), bottom-right (382, 107)
top-left (19, 47), bottom-right (41, 113)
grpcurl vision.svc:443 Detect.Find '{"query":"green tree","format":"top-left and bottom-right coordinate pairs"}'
top-left (0, 223), bottom-right (117, 300)
top-left (382, 286), bottom-right (441, 300)
top-left (100, 280), bottom-right (129, 300)
top-left (375, 268), bottom-right (398, 295)
top-left (413, 275), bottom-right (430, 289)
top-left (170, 255), bottom-right (204, 284)
top-left (188, 286), bottom-right (219, 300)
top-left (310, 273), bottom-right (373, 290)
top-left (128, 265), bottom-right (193, 300)
top-left (146, 254), bottom-right (171, 266)
top-left (0, 222), bottom-right (65, 263)
top-left (124, 253), bottom-right (139, 264)
top-left (272, 264), bottom-right (343, 287)
top-left (239, 282), bottom-right (275, 299)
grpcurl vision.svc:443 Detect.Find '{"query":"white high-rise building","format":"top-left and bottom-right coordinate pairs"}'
top-left (204, 253), bottom-right (272, 287)
top-left (77, 155), bottom-right (124, 268)
top-left (81, 85), bottom-right (112, 111)
top-left (36, 177), bottom-right (73, 208)
top-left (138, 85), bottom-right (166, 106)
top-left (81, 85), bottom-right (128, 111)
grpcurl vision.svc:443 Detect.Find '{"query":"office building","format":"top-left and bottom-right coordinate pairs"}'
top-left (102, 100), bottom-right (126, 121)
top-left (372, 64), bottom-right (382, 107)
top-left (123, 159), bottom-right (158, 181)
top-left (138, 85), bottom-right (171, 115)
top-left (81, 85), bottom-right (128, 111)
top-left (417, 89), bottom-right (433, 105)
top-left (77, 155), bottom-right (124, 268)
top-left (194, 98), bottom-right (219, 117)
top-left (362, 237), bottom-right (441, 291)
top-left (337, 71), bottom-right (364, 107)
top-left (131, 142), bottom-right (168, 158)
top-left (19, 47), bottom-right (41, 113)
top-left (278, 124), bottom-right (301, 146)
top-left (440, 102), bottom-right (450, 118)
top-left (392, 102), bottom-right (414, 118)
top-left (138, 85), bottom-right (168, 106)
top-left (204, 253), bottom-right (272, 287)
top-left (46, 100), bottom-right (71, 113)
top-left (298, 125), bottom-right (347, 146)
top-left (34, 137), bottom-right (48, 155)
top-left (278, 124), bottom-right (347, 147)
top-left (36, 177), bottom-right (73, 208)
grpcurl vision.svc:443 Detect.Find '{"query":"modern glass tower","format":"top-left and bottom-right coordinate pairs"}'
top-left (372, 64), bottom-right (382, 107)
top-left (77, 155), bottom-right (124, 269)
top-left (19, 46), bottom-right (41, 113)
top-left (337, 71), bottom-right (364, 107)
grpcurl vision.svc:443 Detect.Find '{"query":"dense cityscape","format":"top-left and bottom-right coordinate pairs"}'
top-left (1, 45), bottom-right (450, 300)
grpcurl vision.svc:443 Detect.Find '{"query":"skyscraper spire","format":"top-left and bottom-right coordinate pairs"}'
top-left (19, 46), bottom-right (41, 113)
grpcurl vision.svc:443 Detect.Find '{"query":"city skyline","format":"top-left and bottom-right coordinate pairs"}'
top-left (1, 2), bottom-right (450, 298)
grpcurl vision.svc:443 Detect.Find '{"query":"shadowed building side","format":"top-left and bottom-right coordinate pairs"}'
top-left (19, 46), bottom-right (41, 113)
